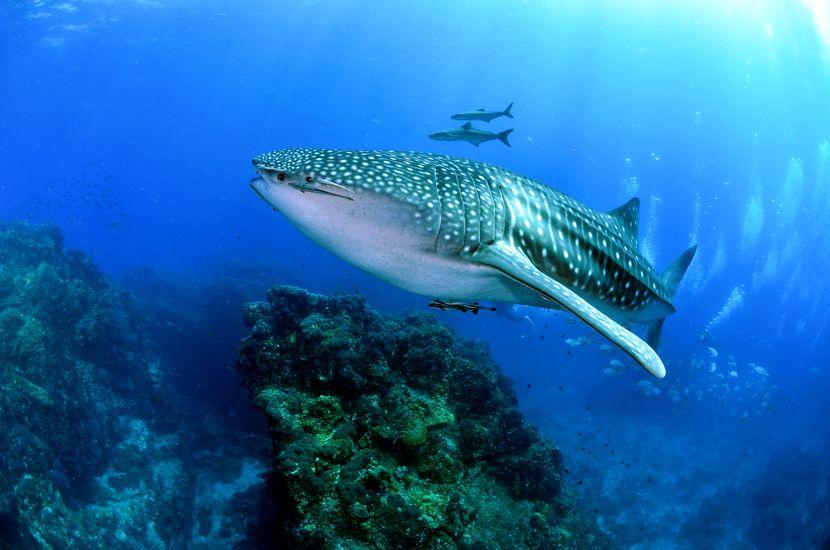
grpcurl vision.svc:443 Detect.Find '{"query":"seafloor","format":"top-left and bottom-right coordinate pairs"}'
top-left (0, 221), bottom-right (607, 549)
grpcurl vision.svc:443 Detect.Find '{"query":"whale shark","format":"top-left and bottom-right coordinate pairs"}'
top-left (250, 148), bottom-right (696, 378)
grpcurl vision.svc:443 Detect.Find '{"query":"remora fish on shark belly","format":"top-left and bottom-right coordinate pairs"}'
top-left (250, 148), bottom-right (697, 378)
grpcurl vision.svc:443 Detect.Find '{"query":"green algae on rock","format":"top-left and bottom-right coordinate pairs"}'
top-left (237, 285), bottom-right (610, 549)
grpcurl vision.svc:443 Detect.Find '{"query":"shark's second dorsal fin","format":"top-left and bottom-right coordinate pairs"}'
top-left (608, 197), bottom-right (639, 243)
top-left (462, 122), bottom-right (473, 129)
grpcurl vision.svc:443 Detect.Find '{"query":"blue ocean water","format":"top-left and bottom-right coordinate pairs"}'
top-left (1, 0), bottom-right (829, 547)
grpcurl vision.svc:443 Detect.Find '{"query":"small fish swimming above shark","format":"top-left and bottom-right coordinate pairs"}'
top-left (451, 102), bottom-right (514, 122)
top-left (250, 148), bottom-right (697, 378)
top-left (429, 122), bottom-right (513, 147)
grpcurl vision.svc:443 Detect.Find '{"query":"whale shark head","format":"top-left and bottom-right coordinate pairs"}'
top-left (251, 149), bottom-right (357, 208)
top-left (250, 148), bottom-right (439, 279)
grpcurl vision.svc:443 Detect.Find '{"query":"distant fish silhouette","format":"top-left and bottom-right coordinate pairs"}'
top-left (429, 122), bottom-right (513, 147)
top-left (451, 102), bottom-right (514, 123)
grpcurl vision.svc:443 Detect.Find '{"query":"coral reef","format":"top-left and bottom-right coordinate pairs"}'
top-left (0, 222), bottom-right (607, 547)
top-left (0, 222), bottom-right (265, 548)
top-left (237, 285), bottom-right (608, 549)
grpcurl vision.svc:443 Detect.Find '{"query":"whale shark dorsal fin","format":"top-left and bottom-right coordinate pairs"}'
top-left (462, 122), bottom-right (473, 130)
top-left (476, 241), bottom-right (666, 378)
top-left (608, 197), bottom-right (639, 243)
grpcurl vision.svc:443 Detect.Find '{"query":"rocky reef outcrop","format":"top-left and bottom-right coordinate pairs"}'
top-left (0, 222), bottom-right (264, 548)
top-left (0, 222), bottom-right (607, 548)
top-left (237, 285), bottom-right (608, 549)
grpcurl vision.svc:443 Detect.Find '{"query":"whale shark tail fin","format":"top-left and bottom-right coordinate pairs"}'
top-left (503, 102), bottom-right (514, 118)
top-left (644, 244), bottom-right (698, 350)
top-left (498, 129), bottom-right (513, 147)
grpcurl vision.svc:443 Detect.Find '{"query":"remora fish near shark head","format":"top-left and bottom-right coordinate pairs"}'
top-left (251, 148), bottom-right (697, 379)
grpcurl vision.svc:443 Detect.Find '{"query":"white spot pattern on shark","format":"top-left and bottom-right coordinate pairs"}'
top-left (251, 148), bottom-right (697, 377)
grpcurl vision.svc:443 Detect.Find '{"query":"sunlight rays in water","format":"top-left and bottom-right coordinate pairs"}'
top-left (640, 194), bottom-right (661, 267)
top-left (803, 0), bottom-right (830, 47)
top-left (740, 192), bottom-right (764, 257)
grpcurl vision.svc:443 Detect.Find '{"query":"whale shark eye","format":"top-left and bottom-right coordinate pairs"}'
top-left (305, 176), bottom-right (313, 183)
top-left (277, 172), bottom-right (286, 181)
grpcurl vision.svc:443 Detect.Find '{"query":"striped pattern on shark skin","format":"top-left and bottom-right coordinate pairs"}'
top-left (251, 148), bottom-right (696, 377)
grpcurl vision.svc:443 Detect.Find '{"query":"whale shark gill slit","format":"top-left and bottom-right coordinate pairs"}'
top-left (432, 166), bottom-right (443, 252)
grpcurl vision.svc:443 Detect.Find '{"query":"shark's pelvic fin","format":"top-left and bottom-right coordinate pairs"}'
top-left (608, 197), bottom-right (640, 243)
top-left (476, 241), bottom-right (666, 378)
top-left (644, 317), bottom-right (666, 350)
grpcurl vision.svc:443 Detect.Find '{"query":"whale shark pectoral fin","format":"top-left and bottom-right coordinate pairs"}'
top-left (476, 242), bottom-right (667, 378)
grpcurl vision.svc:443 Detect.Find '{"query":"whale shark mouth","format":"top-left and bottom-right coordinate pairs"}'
top-left (249, 176), bottom-right (268, 202)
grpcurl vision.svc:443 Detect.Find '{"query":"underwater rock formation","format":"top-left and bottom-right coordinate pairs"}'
top-left (0, 222), bottom-right (264, 548)
top-left (237, 285), bottom-right (609, 549)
